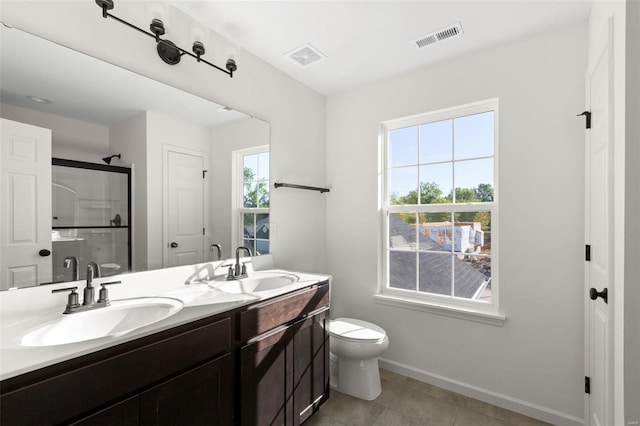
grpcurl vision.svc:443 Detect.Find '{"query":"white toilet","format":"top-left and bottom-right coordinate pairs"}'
top-left (329, 317), bottom-right (389, 400)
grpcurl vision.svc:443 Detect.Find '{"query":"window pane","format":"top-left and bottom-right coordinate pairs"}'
top-left (258, 152), bottom-right (269, 181)
top-left (419, 163), bottom-right (452, 204)
top-left (418, 213), bottom-right (453, 252)
top-left (243, 213), bottom-right (255, 238)
top-left (418, 252), bottom-right (452, 296)
top-left (389, 126), bottom-right (418, 167)
top-left (389, 213), bottom-right (417, 250)
top-left (389, 251), bottom-right (416, 290)
top-left (389, 167), bottom-right (418, 205)
top-left (243, 239), bottom-right (255, 255)
top-left (256, 214), bottom-right (269, 239)
top-left (454, 254), bottom-right (491, 301)
top-left (256, 240), bottom-right (270, 255)
top-left (243, 183), bottom-right (257, 207)
top-left (257, 181), bottom-right (269, 208)
top-left (452, 211), bottom-right (491, 255)
top-left (420, 119), bottom-right (452, 164)
top-left (243, 154), bottom-right (258, 180)
top-left (454, 111), bottom-right (494, 160)
top-left (453, 158), bottom-right (493, 203)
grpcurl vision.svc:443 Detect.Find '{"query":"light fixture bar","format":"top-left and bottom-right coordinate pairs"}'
top-left (95, 0), bottom-right (236, 78)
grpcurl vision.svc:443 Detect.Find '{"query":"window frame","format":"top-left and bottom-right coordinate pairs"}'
top-left (377, 98), bottom-right (504, 325)
top-left (231, 145), bottom-right (270, 254)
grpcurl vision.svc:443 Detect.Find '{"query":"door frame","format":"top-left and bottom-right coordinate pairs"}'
top-left (584, 16), bottom-right (615, 426)
top-left (162, 145), bottom-right (209, 267)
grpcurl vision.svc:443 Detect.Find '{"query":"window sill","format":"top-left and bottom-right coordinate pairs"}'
top-left (372, 294), bottom-right (506, 327)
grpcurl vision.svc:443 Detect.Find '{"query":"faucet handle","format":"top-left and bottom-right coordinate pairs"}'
top-left (226, 265), bottom-right (235, 280)
top-left (98, 281), bottom-right (121, 304)
top-left (52, 287), bottom-right (80, 313)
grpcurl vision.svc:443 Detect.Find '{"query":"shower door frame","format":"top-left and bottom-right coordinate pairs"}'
top-left (51, 158), bottom-right (132, 275)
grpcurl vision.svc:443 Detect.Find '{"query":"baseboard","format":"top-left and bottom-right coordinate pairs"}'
top-left (378, 357), bottom-right (585, 426)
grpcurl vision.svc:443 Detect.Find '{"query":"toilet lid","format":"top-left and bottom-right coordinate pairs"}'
top-left (329, 318), bottom-right (386, 343)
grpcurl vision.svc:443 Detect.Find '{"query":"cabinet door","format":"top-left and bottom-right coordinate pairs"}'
top-left (292, 311), bottom-right (330, 426)
top-left (71, 395), bottom-right (139, 426)
top-left (140, 354), bottom-right (233, 426)
top-left (240, 327), bottom-right (289, 426)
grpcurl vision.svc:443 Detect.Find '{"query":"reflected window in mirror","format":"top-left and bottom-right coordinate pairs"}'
top-left (234, 146), bottom-right (270, 255)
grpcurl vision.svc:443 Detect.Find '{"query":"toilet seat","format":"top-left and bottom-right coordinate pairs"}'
top-left (329, 318), bottom-right (386, 343)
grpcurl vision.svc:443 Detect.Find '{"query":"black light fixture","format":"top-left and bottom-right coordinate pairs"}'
top-left (102, 154), bottom-right (121, 165)
top-left (95, 0), bottom-right (237, 77)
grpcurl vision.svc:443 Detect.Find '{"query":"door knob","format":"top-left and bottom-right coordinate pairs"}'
top-left (589, 287), bottom-right (608, 304)
top-left (170, 242), bottom-right (179, 248)
top-left (39, 249), bottom-right (51, 257)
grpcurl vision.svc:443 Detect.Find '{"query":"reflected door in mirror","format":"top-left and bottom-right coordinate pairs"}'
top-left (0, 118), bottom-right (52, 289)
top-left (167, 150), bottom-right (205, 267)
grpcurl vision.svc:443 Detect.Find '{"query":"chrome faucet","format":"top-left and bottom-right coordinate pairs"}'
top-left (229, 246), bottom-right (252, 279)
top-left (64, 256), bottom-right (80, 281)
top-left (84, 262), bottom-right (101, 306)
top-left (210, 244), bottom-right (222, 261)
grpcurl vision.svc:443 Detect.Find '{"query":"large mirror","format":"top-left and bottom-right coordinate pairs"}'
top-left (0, 24), bottom-right (270, 290)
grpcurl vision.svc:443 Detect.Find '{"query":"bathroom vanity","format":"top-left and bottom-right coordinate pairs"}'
top-left (0, 266), bottom-right (330, 426)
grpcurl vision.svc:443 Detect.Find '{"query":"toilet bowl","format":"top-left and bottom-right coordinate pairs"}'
top-left (329, 317), bottom-right (389, 400)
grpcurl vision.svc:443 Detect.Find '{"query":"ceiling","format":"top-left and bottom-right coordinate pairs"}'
top-left (172, 0), bottom-right (592, 95)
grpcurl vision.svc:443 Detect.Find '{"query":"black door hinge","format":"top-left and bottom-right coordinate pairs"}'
top-left (203, 228), bottom-right (205, 236)
top-left (585, 376), bottom-right (591, 394)
top-left (586, 245), bottom-right (591, 262)
top-left (203, 170), bottom-right (208, 179)
top-left (578, 111), bottom-right (591, 129)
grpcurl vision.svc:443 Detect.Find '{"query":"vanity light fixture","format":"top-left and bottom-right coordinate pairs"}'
top-left (102, 154), bottom-right (121, 165)
top-left (95, 0), bottom-right (237, 77)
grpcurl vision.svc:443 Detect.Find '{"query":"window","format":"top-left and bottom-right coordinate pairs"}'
top-left (234, 147), bottom-right (270, 255)
top-left (379, 99), bottom-right (500, 320)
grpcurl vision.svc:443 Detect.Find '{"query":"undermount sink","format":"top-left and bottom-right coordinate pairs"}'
top-left (210, 271), bottom-right (299, 294)
top-left (20, 297), bottom-right (183, 347)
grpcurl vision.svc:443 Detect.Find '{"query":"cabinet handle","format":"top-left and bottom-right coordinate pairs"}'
top-left (39, 249), bottom-right (51, 257)
top-left (170, 242), bottom-right (179, 248)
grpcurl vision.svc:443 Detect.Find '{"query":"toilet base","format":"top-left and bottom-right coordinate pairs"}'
top-left (331, 355), bottom-right (382, 401)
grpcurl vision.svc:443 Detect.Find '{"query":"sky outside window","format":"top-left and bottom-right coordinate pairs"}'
top-left (388, 111), bottom-right (494, 204)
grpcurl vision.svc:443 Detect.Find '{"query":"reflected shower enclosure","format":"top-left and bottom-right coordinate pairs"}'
top-left (51, 158), bottom-right (131, 282)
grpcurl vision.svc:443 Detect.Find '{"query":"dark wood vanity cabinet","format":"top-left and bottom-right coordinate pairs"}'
top-left (238, 281), bottom-right (330, 426)
top-left (0, 314), bottom-right (234, 426)
top-left (0, 280), bottom-right (330, 426)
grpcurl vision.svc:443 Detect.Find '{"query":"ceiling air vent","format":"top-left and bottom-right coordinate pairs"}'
top-left (285, 43), bottom-right (327, 67)
top-left (411, 22), bottom-right (464, 48)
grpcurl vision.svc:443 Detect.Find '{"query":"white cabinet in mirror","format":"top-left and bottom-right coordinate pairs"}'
top-left (0, 24), bottom-right (270, 290)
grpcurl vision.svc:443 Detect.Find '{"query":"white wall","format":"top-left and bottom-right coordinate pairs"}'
top-left (0, 0), bottom-right (327, 274)
top-left (209, 117), bottom-right (270, 259)
top-left (0, 103), bottom-right (109, 162)
top-left (326, 23), bottom-right (587, 425)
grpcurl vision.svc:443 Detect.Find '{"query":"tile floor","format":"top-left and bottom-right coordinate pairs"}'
top-left (305, 369), bottom-right (552, 426)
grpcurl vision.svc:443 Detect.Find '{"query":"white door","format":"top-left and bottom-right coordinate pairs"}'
top-left (0, 118), bottom-right (52, 289)
top-left (585, 21), bottom-right (613, 426)
top-left (166, 150), bottom-right (205, 267)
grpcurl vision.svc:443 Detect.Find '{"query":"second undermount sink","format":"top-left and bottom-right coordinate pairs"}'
top-left (210, 271), bottom-right (300, 294)
top-left (20, 297), bottom-right (183, 347)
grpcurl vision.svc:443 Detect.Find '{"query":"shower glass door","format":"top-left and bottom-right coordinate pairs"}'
top-left (51, 158), bottom-right (131, 282)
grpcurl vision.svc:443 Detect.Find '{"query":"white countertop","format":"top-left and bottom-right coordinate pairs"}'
top-left (0, 257), bottom-right (331, 381)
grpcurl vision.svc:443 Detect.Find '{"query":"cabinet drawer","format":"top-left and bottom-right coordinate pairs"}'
top-left (1, 316), bottom-right (231, 426)
top-left (239, 281), bottom-right (329, 342)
